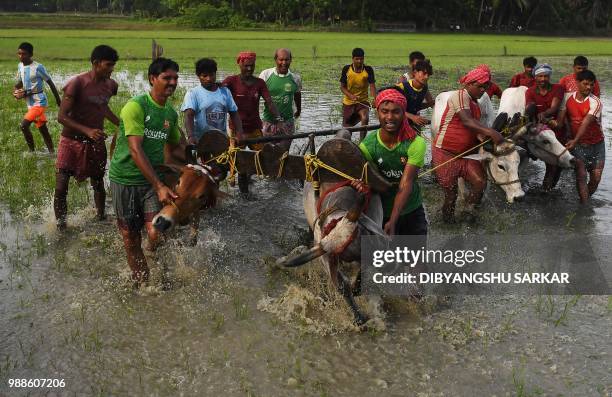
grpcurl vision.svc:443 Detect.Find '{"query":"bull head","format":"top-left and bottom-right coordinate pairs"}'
top-left (152, 164), bottom-right (224, 232)
top-left (277, 193), bottom-right (365, 268)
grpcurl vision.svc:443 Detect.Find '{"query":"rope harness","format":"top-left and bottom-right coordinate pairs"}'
top-left (315, 181), bottom-right (372, 256)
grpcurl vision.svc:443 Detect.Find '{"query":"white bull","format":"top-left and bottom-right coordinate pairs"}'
top-left (431, 91), bottom-right (525, 203)
top-left (497, 87), bottom-right (574, 168)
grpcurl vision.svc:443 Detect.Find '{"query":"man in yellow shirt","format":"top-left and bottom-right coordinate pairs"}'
top-left (340, 48), bottom-right (376, 140)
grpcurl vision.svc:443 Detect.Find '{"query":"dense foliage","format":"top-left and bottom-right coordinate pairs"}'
top-left (1, 0), bottom-right (610, 34)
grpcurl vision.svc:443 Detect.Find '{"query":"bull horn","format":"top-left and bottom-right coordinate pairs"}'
top-left (276, 244), bottom-right (326, 268)
top-left (509, 122), bottom-right (533, 141)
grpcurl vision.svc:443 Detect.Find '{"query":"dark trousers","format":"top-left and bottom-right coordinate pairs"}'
top-left (384, 205), bottom-right (428, 236)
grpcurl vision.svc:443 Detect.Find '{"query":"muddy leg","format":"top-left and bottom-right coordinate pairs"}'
top-left (38, 123), bottom-right (54, 153)
top-left (328, 257), bottom-right (368, 326)
top-left (144, 221), bottom-right (161, 252)
top-left (119, 228), bottom-right (149, 284)
top-left (574, 160), bottom-right (589, 204)
top-left (54, 170), bottom-right (70, 231)
top-left (542, 163), bottom-right (558, 191)
top-left (587, 168), bottom-right (603, 196)
top-left (188, 213), bottom-right (200, 246)
top-left (238, 173), bottom-right (249, 195)
top-left (20, 120), bottom-right (35, 151)
top-left (358, 107), bottom-right (369, 142)
top-left (91, 177), bottom-right (106, 220)
top-left (442, 185), bottom-right (458, 223)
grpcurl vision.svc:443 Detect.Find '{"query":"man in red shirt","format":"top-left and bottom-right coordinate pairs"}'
top-left (433, 65), bottom-right (505, 223)
top-left (55, 45), bottom-right (120, 230)
top-left (559, 56), bottom-right (601, 98)
top-left (486, 80), bottom-right (503, 100)
top-left (223, 51), bottom-right (281, 195)
top-left (525, 63), bottom-right (566, 191)
top-left (509, 56), bottom-right (537, 88)
top-left (557, 70), bottom-right (604, 203)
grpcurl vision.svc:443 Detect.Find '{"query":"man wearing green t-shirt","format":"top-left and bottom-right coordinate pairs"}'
top-left (109, 58), bottom-right (181, 285)
top-left (259, 48), bottom-right (302, 152)
top-left (358, 88), bottom-right (428, 236)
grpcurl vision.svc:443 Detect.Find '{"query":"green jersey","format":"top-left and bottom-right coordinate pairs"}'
top-left (359, 130), bottom-right (426, 217)
top-left (109, 93), bottom-right (180, 186)
top-left (259, 68), bottom-right (302, 122)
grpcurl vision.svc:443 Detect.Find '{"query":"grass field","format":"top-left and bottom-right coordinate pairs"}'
top-left (0, 25), bottom-right (610, 216)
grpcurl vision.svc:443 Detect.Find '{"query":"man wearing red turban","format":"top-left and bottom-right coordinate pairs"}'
top-left (432, 65), bottom-right (505, 223)
top-left (222, 51), bottom-right (282, 196)
top-left (356, 88), bottom-right (428, 236)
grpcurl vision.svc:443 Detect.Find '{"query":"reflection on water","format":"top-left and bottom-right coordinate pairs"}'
top-left (0, 71), bottom-right (610, 396)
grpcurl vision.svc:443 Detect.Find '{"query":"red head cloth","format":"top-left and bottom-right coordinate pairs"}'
top-left (374, 89), bottom-right (417, 141)
top-left (236, 51), bottom-right (256, 64)
top-left (459, 64), bottom-right (491, 85)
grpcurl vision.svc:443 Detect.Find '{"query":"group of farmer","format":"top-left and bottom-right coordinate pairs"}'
top-left (12, 41), bottom-right (605, 283)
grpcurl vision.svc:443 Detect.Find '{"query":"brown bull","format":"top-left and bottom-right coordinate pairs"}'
top-left (153, 164), bottom-right (222, 243)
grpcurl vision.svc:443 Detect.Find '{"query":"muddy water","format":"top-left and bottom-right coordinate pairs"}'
top-left (0, 72), bottom-right (610, 396)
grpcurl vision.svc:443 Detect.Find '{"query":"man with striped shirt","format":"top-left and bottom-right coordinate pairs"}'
top-left (13, 42), bottom-right (61, 153)
top-left (432, 65), bottom-right (505, 223)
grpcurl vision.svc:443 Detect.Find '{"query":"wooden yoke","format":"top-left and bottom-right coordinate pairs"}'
top-left (316, 138), bottom-right (391, 193)
top-left (196, 130), bottom-right (391, 193)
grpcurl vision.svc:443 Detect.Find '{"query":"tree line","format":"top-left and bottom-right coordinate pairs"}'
top-left (1, 0), bottom-right (610, 34)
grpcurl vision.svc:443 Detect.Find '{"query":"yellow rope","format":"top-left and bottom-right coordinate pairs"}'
top-left (360, 162), bottom-right (369, 185)
top-left (304, 154), bottom-right (371, 185)
top-left (254, 150), bottom-right (265, 178)
top-left (276, 151), bottom-right (289, 179)
top-left (417, 139), bottom-right (491, 179)
top-left (204, 146), bottom-right (240, 183)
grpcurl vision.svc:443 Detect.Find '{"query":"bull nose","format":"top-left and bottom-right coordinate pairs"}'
top-left (569, 157), bottom-right (576, 167)
top-left (514, 194), bottom-right (525, 202)
top-left (153, 215), bottom-right (173, 232)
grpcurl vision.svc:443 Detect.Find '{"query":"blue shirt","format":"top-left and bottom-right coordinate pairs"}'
top-left (17, 61), bottom-right (51, 108)
top-left (180, 85), bottom-right (238, 139)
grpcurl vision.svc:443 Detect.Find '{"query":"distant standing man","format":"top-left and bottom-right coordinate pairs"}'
top-left (486, 80), bottom-right (503, 100)
top-left (398, 51), bottom-right (425, 83)
top-left (181, 58), bottom-right (242, 144)
top-left (340, 47), bottom-right (376, 140)
top-left (223, 51), bottom-right (282, 194)
top-left (13, 42), bottom-right (61, 153)
top-left (525, 63), bottom-right (565, 191)
top-left (509, 56), bottom-right (537, 88)
top-left (559, 56), bottom-right (601, 98)
top-left (108, 58), bottom-right (181, 285)
top-left (55, 45), bottom-right (120, 230)
top-left (557, 70), bottom-right (604, 204)
top-left (259, 48), bottom-right (302, 153)
top-left (396, 59), bottom-right (434, 129)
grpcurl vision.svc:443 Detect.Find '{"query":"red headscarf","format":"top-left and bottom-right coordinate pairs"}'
top-left (459, 64), bottom-right (491, 85)
top-left (236, 51), bottom-right (256, 64)
top-left (374, 89), bottom-right (417, 141)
